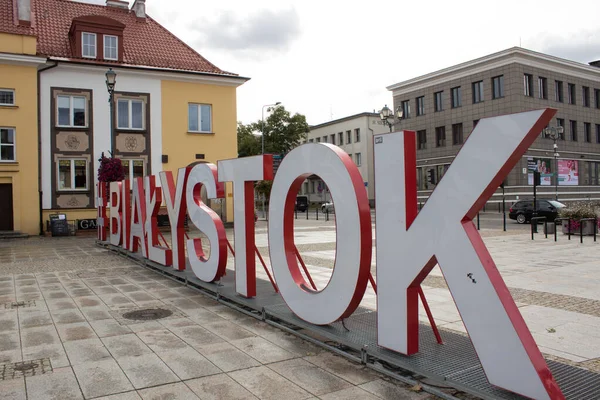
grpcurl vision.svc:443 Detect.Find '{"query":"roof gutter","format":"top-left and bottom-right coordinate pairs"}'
top-left (37, 60), bottom-right (58, 235)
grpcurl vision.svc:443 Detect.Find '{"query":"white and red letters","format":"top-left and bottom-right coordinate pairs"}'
top-left (98, 109), bottom-right (563, 400)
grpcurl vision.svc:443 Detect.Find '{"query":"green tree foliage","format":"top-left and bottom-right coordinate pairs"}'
top-left (236, 105), bottom-right (309, 158)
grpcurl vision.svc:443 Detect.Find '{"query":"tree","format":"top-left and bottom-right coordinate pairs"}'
top-left (236, 105), bottom-right (309, 158)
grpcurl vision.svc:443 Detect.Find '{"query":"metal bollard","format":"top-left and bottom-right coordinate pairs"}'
top-left (477, 213), bottom-right (480, 230)
top-left (295, 209), bottom-right (297, 219)
top-left (306, 207), bottom-right (309, 220)
top-left (316, 208), bottom-right (318, 221)
top-left (326, 208), bottom-right (329, 221)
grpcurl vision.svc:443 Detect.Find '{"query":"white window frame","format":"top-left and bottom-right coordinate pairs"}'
top-left (57, 158), bottom-right (88, 191)
top-left (82, 32), bottom-right (97, 58)
top-left (188, 103), bottom-right (212, 133)
top-left (117, 99), bottom-right (145, 130)
top-left (103, 35), bottom-right (118, 61)
top-left (56, 95), bottom-right (87, 128)
top-left (0, 89), bottom-right (15, 106)
top-left (0, 127), bottom-right (16, 162)
top-left (120, 158), bottom-right (146, 181)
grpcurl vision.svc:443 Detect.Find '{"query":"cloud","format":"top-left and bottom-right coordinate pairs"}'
top-left (534, 29), bottom-right (600, 64)
top-left (189, 8), bottom-right (301, 59)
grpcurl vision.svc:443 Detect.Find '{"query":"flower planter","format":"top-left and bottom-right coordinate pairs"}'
top-left (561, 219), bottom-right (598, 236)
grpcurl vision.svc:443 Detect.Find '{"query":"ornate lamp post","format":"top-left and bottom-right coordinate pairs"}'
top-left (542, 125), bottom-right (564, 201)
top-left (261, 102), bottom-right (281, 154)
top-left (105, 68), bottom-right (117, 154)
top-left (379, 104), bottom-right (403, 132)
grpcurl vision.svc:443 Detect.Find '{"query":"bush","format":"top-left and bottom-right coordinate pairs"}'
top-left (558, 201), bottom-right (600, 231)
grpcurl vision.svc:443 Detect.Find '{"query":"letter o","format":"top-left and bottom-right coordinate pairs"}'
top-left (268, 143), bottom-right (372, 325)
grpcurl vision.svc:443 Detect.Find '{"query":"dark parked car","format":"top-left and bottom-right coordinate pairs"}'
top-left (509, 199), bottom-right (566, 224)
top-left (295, 196), bottom-right (308, 212)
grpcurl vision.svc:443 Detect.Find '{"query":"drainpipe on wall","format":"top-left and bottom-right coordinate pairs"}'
top-left (37, 61), bottom-right (58, 235)
top-left (368, 122), bottom-right (374, 209)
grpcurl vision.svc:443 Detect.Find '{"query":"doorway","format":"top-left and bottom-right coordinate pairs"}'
top-left (0, 183), bottom-right (14, 230)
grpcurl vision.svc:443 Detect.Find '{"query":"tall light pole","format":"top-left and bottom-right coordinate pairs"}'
top-left (105, 68), bottom-right (117, 155)
top-left (262, 102), bottom-right (281, 154)
top-left (543, 125), bottom-right (564, 201)
top-left (379, 104), bottom-right (403, 132)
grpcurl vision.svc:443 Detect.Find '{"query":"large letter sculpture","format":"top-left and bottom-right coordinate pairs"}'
top-left (97, 183), bottom-right (107, 241)
top-left (374, 109), bottom-right (563, 399)
top-left (218, 155), bottom-right (273, 298)
top-left (145, 176), bottom-right (172, 266)
top-left (186, 163), bottom-right (227, 282)
top-left (268, 144), bottom-right (372, 324)
top-left (160, 168), bottom-right (192, 270)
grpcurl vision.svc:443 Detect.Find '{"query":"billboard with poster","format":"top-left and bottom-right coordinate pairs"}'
top-left (527, 157), bottom-right (552, 185)
top-left (558, 159), bottom-right (578, 185)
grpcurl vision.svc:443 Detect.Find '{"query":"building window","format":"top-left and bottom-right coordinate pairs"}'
top-left (188, 103), bottom-right (212, 132)
top-left (117, 99), bottom-right (144, 130)
top-left (570, 120), bottom-right (577, 141)
top-left (104, 35), bottom-right (118, 60)
top-left (589, 162), bottom-right (600, 185)
top-left (451, 86), bottom-right (462, 108)
top-left (355, 152), bottom-right (362, 166)
top-left (473, 119), bottom-right (479, 129)
top-left (492, 75), bottom-right (504, 99)
top-left (401, 100), bottom-right (411, 118)
top-left (524, 74), bottom-right (533, 97)
top-left (311, 181), bottom-right (315, 193)
top-left (416, 96), bottom-right (425, 116)
top-left (555, 81), bottom-right (564, 102)
top-left (308, 138), bottom-right (313, 143)
top-left (322, 136), bottom-right (327, 143)
top-left (417, 130), bottom-right (426, 150)
top-left (57, 95), bottom-right (86, 127)
top-left (0, 89), bottom-right (15, 106)
top-left (435, 126), bottom-right (446, 147)
top-left (557, 118), bottom-right (565, 140)
top-left (316, 137), bottom-right (321, 143)
top-left (568, 83), bottom-right (576, 104)
top-left (472, 81), bottom-right (484, 103)
top-left (595, 89), bottom-right (600, 109)
top-left (0, 127), bottom-right (15, 161)
top-left (355, 128), bottom-right (361, 142)
top-left (338, 132), bottom-right (343, 145)
top-left (452, 123), bottom-right (463, 145)
top-left (346, 130), bottom-right (351, 144)
top-left (597, 124), bottom-right (600, 144)
top-left (584, 122), bottom-right (591, 142)
top-left (330, 134), bottom-right (335, 145)
top-left (121, 159), bottom-right (145, 181)
top-left (58, 159), bottom-right (87, 190)
top-left (82, 32), bottom-right (96, 58)
top-left (582, 86), bottom-right (590, 107)
top-left (434, 91), bottom-right (443, 112)
top-left (538, 77), bottom-right (548, 99)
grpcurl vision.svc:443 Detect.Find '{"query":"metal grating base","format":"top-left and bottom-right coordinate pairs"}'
top-left (102, 242), bottom-right (600, 400)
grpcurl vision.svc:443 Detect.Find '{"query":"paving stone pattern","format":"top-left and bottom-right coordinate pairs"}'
top-left (0, 236), bottom-right (436, 399)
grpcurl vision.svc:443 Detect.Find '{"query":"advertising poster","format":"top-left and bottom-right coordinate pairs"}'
top-left (558, 159), bottom-right (578, 185)
top-left (527, 157), bottom-right (552, 185)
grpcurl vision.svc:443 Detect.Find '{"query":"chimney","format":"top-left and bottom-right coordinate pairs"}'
top-left (106, 0), bottom-right (129, 9)
top-left (17, 0), bottom-right (31, 26)
top-left (132, 0), bottom-right (146, 19)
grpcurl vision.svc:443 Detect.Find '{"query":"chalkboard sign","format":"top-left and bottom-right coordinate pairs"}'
top-left (49, 214), bottom-right (69, 236)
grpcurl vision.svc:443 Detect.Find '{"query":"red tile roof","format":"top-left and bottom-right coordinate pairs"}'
top-left (0, 0), bottom-right (237, 76)
top-left (0, 0), bottom-right (35, 36)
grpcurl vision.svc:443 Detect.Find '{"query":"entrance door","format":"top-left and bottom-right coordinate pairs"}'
top-left (0, 184), bottom-right (14, 230)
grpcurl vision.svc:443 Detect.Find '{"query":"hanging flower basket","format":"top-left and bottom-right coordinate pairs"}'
top-left (97, 152), bottom-right (125, 201)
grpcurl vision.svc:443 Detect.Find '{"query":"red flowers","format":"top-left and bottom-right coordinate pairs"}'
top-left (97, 152), bottom-right (125, 183)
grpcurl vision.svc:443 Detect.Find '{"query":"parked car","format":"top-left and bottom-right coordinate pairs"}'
top-left (509, 199), bottom-right (566, 224)
top-left (321, 202), bottom-right (334, 213)
top-left (295, 196), bottom-right (308, 212)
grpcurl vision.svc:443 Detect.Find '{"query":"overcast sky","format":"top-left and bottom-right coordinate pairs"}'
top-left (83, 0), bottom-right (600, 126)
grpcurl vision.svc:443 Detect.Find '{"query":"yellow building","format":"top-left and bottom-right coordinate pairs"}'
top-left (0, 25), bottom-right (46, 235)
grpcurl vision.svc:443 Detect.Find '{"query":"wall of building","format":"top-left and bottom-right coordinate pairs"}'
top-left (0, 40), bottom-right (41, 235)
top-left (161, 80), bottom-right (238, 222)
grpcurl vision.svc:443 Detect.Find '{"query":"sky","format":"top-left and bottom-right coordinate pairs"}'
top-left (82, 0), bottom-right (600, 126)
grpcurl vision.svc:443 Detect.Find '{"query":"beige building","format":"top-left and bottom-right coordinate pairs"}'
top-left (388, 47), bottom-right (600, 205)
top-left (301, 113), bottom-right (389, 207)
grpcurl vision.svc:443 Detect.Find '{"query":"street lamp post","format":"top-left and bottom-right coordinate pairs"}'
top-left (379, 104), bottom-right (403, 132)
top-left (261, 102), bottom-right (281, 154)
top-left (105, 68), bottom-right (117, 155)
top-left (543, 125), bottom-right (564, 201)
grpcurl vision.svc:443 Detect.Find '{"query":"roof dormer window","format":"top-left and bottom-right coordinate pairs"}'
top-left (82, 32), bottom-right (96, 58)
top-left (104, 35), bottom-right (118, 61)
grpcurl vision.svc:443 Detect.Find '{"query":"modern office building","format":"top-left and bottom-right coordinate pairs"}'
top-left (388, 47), bottom-right (600, 205)
top-left (301, 112), bottom-right (389, 207)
